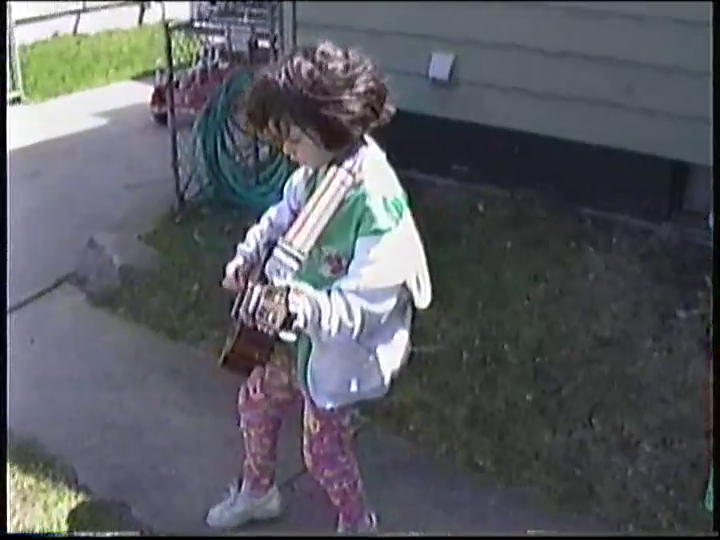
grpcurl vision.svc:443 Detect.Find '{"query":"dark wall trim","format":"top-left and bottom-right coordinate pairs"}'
top-left (375, 110), bottom-right (686, 223)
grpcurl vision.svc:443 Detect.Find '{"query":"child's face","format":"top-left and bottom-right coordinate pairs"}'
top-left (282, 125), bottom-right (333, 170)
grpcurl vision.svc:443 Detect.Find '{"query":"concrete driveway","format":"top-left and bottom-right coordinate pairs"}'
top-left (7, 81), bottom-right (175, 309)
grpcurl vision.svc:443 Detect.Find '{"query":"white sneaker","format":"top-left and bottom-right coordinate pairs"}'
top-left (337, 511), bottom-right (378, 534)
top-left (205, 479), bottom-right (283, 529)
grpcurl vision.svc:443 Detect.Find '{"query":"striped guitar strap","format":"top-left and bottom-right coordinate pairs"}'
top-left (231, 146), bottom-right (365, 339)
top-left (264, 147), bottom-right (365, 285)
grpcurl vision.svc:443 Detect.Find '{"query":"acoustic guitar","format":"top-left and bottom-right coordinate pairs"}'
top-left (217, 147), bottom-right (364, 377)
top-left (217, 247), bottom-right (292, 376)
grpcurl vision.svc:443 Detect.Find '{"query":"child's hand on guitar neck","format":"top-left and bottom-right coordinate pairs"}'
top-left (221, 274), bottom-right (245, 293)
top-left (222, 256), bottom-right (251, 293)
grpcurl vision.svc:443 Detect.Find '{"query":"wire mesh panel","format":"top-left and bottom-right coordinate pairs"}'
top-left (7, 3), bottom-right (24, 103)
top-left (159, 1), bottom-right (289, 210)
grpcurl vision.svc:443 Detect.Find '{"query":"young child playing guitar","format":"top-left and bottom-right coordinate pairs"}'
top-left (206, 40), bottom-right (433, 534)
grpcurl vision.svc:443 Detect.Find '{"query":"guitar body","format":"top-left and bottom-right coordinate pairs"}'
top-left (218, 320), bottom-right (276, 376)
top-left (218, 259), bottom-right (278, 376)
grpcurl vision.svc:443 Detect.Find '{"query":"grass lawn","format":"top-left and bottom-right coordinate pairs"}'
top-left (18, 23), bottom-right (167, 102)
top-left (94, 182), bottom-right (713, 533)
top-left (7, 431), bottom-right (147, 534)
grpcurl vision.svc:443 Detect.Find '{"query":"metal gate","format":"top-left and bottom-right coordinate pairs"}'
top-left (7, 3), bottom-right (24, 103)
top-left (163, 1), bottom-right (294, 209)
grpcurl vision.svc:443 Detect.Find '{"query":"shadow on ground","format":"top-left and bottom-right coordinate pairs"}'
top-left (7, 85), bottom-right (176, 308)
top-left (8, 430), bottom-right (150, 534)
top-left (66, 500), bottom-right (147, 534)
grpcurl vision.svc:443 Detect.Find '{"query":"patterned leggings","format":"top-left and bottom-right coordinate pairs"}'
top-left (237, 358), bottom-right (369, 528)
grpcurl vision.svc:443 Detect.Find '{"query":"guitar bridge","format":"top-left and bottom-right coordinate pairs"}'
top-left (255, 285), bottom-right (291, 331)
top-left (230, 279), bottom-right (291, 334)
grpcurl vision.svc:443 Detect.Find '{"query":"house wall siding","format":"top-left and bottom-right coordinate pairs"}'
top-left (293, 1), bottom-right (712, 166)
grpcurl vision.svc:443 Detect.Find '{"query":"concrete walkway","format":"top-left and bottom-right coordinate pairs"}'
top-left (8, 285), bottom-right (301, 534)
top-left (8, 285), bottom-right (598, 535)
top-left (7, 81), bottom-right (174, 309)
top-left (6, 82), bottom-right (603, 534)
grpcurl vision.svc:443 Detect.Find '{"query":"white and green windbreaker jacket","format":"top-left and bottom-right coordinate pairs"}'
top-left (229, 136), bottom-right (432, 409)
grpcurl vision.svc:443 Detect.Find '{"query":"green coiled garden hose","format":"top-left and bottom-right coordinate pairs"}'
top-left (186, 69), bottom-right (296, 212)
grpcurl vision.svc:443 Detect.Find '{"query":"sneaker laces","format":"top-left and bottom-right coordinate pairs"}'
top-left (338, 511), bottom-right (378, 533)
top-left (219, 478), bottom-right (241, 507)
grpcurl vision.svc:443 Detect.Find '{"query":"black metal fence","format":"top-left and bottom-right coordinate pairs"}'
top-left (11, 2), bottom-right (151, 28)
top-left (6, 1), bottom-right (157, 104)
top-left (160, 1), bottom-right (286, 209)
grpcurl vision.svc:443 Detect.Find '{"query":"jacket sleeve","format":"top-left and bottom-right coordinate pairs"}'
top-left (233, 167), bottom-right (308, 266)
top-left (288, 225), bottom-right (413, 344)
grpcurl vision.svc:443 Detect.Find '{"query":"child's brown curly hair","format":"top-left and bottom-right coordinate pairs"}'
top-left (240, 40), bottom-right (396, 152)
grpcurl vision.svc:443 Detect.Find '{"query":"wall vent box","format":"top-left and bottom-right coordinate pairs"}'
top-left (428, 51), bottom-right (455, 83)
